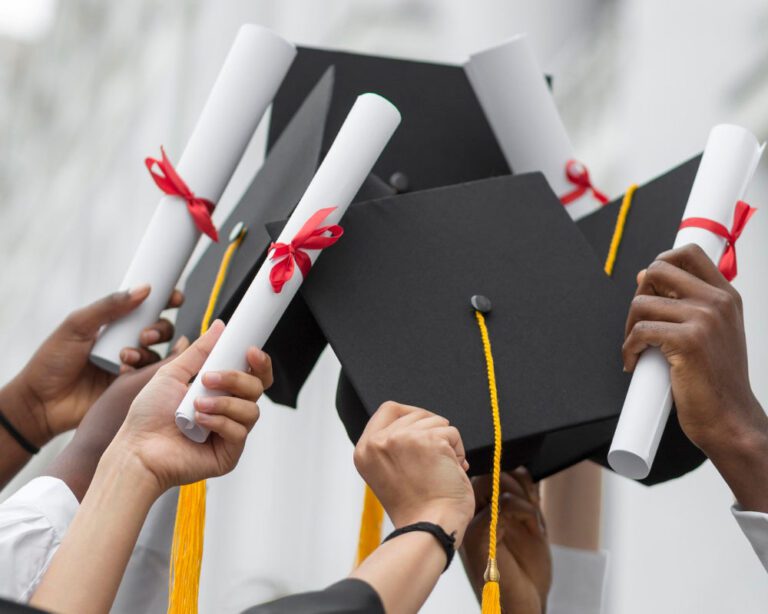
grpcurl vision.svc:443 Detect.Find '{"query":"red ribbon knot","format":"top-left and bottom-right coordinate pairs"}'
top-left (145, 146), bottom-right (219, 242)
top-left (560, 159), bottom-right (609, 206)
top-left (268, 207), bottom-right (344, 293)
top-left (679, 200), bottom-right (756, 282)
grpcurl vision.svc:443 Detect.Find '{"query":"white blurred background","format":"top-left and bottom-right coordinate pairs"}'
top-left (2, 1), bottom-right (768, 612)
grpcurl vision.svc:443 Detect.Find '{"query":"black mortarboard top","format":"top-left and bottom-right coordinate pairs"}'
top-left (294, 172), bottom-right (633, 480)
top-left (267, 46), bottom-right (510, 192)
top-left (577, 155), bottom-right (707, 484)
top-left (173, 67), bottom-right (394, 406)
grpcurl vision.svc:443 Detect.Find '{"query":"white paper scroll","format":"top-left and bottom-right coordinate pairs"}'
top-left (175, 93), bottom-right (401, 442)
top-left (89, 25), bottom-right (296, 373)
top-left (465, 34), bottom-right (603, 221)
top-left (608, 124), bottom-right (764, 480)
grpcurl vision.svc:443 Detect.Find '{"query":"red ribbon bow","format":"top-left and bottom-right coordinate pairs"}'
top-left (559, 159), bottom-right (609, 206)
top-left (145, 147), bottom-right (219, 242)
top-left (268, 207), bottom-right (344, 293)
top-left (679, 200), bottom-right (756, 282)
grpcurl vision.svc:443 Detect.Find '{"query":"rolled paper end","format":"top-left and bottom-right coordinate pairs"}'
top-left (175, 412), bottom-right (210, 443)
top-left (88, 351), bottom-right (122, 375)
top-left (607, 448), bottom-right (651, 480)
top-left (356, 92), bottom-right (402, 125)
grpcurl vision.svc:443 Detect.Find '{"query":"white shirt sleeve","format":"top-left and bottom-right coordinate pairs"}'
top-left (732, 504), bottom-right (768, 572)
top-left (0, 476), bottom-right (79, 603)
top-left (547, 544), bottom-right (609, 614)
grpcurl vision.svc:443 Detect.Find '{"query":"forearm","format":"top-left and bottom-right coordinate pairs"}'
top-left (31, 444), bottom-right (161, 614)
top-left (542, 461), bottom-right (602, 550)
top-left (44, 438), bottom-right (102, 502)
top-left (350, 531), bottom-right (447, 614)
top-left (0, 379), bottom-right (49, 488)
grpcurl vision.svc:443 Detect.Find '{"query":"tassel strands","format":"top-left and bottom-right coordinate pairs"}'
top-left (355, 484), bottom-right (385, 566)
top-left (168, 226), bottom-right (246, 614)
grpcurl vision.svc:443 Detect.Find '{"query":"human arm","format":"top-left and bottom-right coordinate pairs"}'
top-left (0, 287), bottom-right (183, 487)
top-left (622, 244), bottom-right (768, 513)
top-left (349, 402), bottom-right (475, 614)
top-left (30, 320), bottom-right (270, 614)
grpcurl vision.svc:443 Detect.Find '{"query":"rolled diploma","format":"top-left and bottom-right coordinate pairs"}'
top-left (89, 25), bottom-right (296, 373)
top-left (175, 93), bottom-right (401, 442)
top-left (608, 124), bottom-right (764, 480)
top-left (465, 34), bottom-right (597, 221)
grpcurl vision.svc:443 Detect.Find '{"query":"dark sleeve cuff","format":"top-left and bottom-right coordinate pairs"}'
top-left (242, 578), bottom-right (384, 614)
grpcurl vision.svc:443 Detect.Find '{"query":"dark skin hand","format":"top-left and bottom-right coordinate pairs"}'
top-left (0, 286), bottom-right (183, 487)
top-left (45, 336), bottom-right (190, 501)
top-left (623, 243), bottom-right (768, 513)
top-left (460, 468), bottom-right (552, 614)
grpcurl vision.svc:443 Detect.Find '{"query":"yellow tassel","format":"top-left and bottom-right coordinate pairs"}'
top-left (354, 484), bottom-right (385, 566)
top-left (481, 578), bottom-right (501, 614)
top-left (168, 481), bottom-right (206, 613)
top-left (604, 184), bottom-right (638, 277)
top-left (168, 227), bottom-right (246, 614)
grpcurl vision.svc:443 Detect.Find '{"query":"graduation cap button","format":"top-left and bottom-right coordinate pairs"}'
top-left (470, 294), bottom-right (492, 313)
top-left (388, 171), bottom-right (410, 193)
top-left (228, 221), bottom-right (247, 243)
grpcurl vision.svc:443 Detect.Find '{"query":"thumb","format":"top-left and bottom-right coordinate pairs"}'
top-left (65, 285), bottom-right (152, 340)
top-left (163, 321), bottom-right (225, 383)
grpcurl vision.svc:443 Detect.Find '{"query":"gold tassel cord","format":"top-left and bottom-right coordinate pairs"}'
top-left (604, 184), bottom-right (638, 277)
top-left (168, 227), bottom-right (246, 614)
top-left (474, 310), bottom-right (503, 614)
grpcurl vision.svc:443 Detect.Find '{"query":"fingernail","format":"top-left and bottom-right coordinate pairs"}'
top-left (203, 372), bottom-right (222, 387)
top-left (195, 411), bottom-right (210, 423)
top-left (120, 348), bottom-right (141, 364)
top-left (196, 397), bottom-right (216, 412)
top-left (172, 336), bottom-right (189, 353)
top-left (211, 319), bottom-right (225, 332)
top-left (129, 284), bottom-right (151, 300)
top-left (249, 346), bottom-right (266, 361)
top-left (142, 329), bottom-right (161, 344)
top-left (622, 365), bottom-right (628, 372)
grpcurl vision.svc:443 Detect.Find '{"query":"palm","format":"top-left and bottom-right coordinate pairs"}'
top-left (120, 370), bottom-right (235, 491)
top-left (23, 332), bottom-right (115, 435)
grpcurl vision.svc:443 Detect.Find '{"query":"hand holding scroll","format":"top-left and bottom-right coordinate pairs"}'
top-left (623, 244), bottom-right (768, 512)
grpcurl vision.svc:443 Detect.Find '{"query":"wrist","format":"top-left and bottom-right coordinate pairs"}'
top-left (0, 377), bottom-right (51, 449)
top-left (99, 437), bottom-right (166, 504)
top-left (701, 400), bottom-right (768, 513)
top-left (392, 500), bottom-right (471, 547)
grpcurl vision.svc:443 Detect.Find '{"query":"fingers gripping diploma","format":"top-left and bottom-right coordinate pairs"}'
top-left (622, 244), bottom-right (760, 454)
top-left (353, 402), bottom-right (475, 546)
top-left (116, 320), bottom-right (269, 492)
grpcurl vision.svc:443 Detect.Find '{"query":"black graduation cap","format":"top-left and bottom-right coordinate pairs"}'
top-left (292, 172), bottom-right (633, 479)
top-left (267, 46), bottom-right (510, 193)
top-left (173, 67), bottom-right (395, 406)
top-left (577, 155), bottom-right (707, 484)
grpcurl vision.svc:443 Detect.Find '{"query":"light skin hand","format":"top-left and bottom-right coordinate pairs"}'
top-left (31, 321), bottom-right (269, 614)
top-left (623, 244), bottom-right (768, 512)
top-left (350, 402), bottom-right (474, 614)
top-left (353, 401), bottom-right (474, 544)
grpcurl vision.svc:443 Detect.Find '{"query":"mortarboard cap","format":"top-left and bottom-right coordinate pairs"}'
top-left (292, 172), bottom-right (632, 479)
top-left (267, 46), bottom-right (510, 193)
top-left (577, 156), bottom-right (707, 484)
